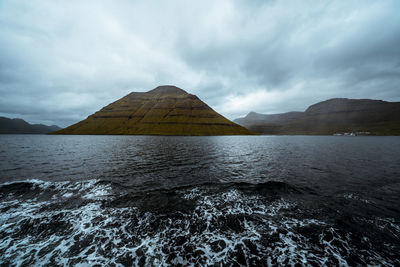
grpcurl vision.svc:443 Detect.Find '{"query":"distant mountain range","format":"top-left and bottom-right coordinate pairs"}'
top-left (53, 85), bottom-right (252, 135)
top-left (234, 98), bottom-right (400, 135)
top-left (4, 95), bottom-right (399, 136)
top-left (0, 117), bottom-right (61, 134)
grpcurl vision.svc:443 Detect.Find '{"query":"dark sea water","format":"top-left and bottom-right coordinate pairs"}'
top-left (0, 135), bottom-right (399, 266)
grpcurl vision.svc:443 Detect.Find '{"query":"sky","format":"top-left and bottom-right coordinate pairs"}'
top-left (0, 0), bottom-right (399, 127)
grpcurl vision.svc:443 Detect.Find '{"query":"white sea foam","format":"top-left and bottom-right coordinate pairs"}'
top-left (0, 182), bottom-right (398, 266)
top-left (343, 193), bottom-right (373, 204)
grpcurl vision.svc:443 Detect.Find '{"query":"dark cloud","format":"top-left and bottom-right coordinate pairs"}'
top-left (0, 0), bottom-right (399, 127)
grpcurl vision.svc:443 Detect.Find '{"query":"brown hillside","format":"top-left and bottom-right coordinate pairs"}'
top-left (54, 85), bottom-right (252, 135)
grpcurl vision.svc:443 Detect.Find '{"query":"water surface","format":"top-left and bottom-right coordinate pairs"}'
top-left (0, 135), bottom-right (399, 266)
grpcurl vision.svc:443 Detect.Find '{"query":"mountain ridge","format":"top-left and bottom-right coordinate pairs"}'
top-left (0, 117), bottom-right (61, 134)
top-left (234, 98), bottom-right (400, 135)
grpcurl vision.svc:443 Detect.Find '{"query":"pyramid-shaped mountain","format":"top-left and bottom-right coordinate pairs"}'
top-left (54, 85), bottom-right (252, 135)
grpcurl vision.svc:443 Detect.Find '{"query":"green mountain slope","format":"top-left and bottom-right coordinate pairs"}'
top-left (54, 85), bottom-right (252, 135)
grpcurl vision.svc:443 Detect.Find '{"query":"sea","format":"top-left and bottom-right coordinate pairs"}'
top-left (0, 135), bottom-right (399, 266)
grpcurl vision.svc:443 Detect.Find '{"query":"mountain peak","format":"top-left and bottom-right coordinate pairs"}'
top-left (245, 112), bottom-right (262, 119)
top-left (148, 85), bottom-right (188, 95)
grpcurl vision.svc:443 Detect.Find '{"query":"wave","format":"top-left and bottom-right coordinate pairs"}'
top-left (0, 179), bottom-right (399, 266)
top-left (0, 179), bottom-right (111, 200)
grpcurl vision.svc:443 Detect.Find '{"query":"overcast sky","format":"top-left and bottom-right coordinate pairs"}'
top-left (0, 0), bottom-right (399, 127)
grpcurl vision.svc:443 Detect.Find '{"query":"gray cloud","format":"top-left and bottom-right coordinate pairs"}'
top-left (0, 0), bottom-right (399, 127)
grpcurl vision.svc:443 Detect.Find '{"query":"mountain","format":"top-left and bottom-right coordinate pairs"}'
top-left (54, 85), bottom-right (252, 135)
top-left (234, 98), bottom-right (400, 135)
top-left (0, 117), bottom-right (61, 134)
top-left (234, 111), bottom-right (303, 126)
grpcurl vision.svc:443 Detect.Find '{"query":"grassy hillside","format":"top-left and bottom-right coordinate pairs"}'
top-left (54, 86), bottom-right (252, 135)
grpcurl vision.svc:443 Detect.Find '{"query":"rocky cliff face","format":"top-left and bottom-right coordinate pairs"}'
top-left (234, 98), bottom-right (400, 135)
top-left (54, 85), bottom-right (252, 135)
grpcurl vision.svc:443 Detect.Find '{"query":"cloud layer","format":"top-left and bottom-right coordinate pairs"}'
top-left (1, 0), bottom-right (399, 126)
